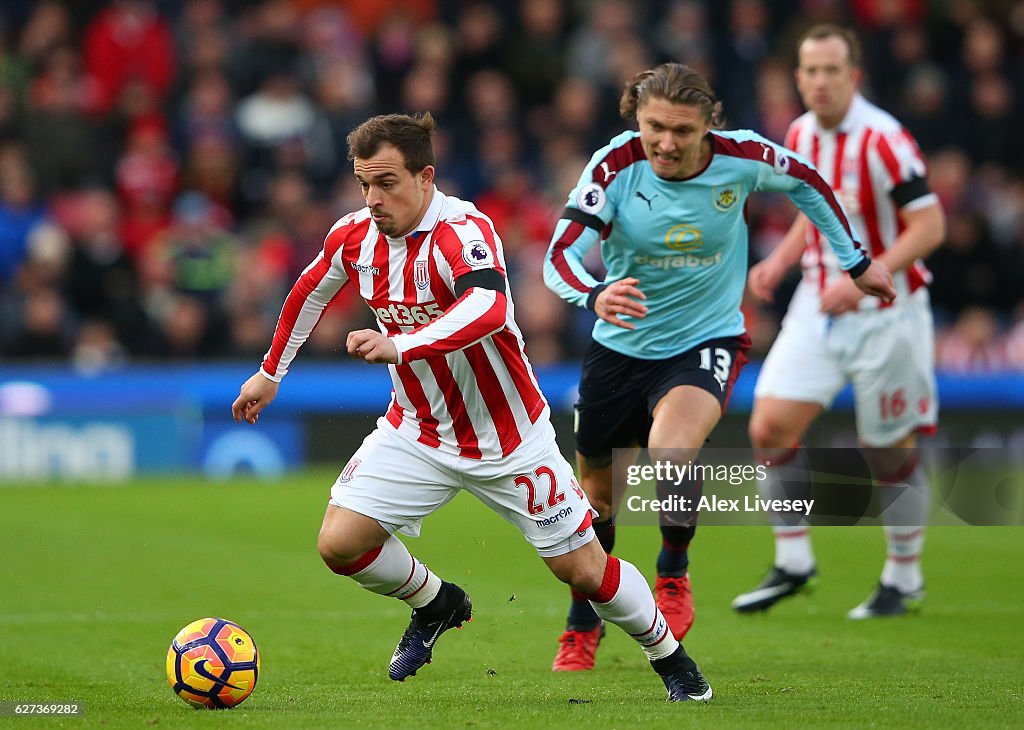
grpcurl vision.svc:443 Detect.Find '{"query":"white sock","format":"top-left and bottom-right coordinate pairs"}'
top-left (586, 555), bottom-right (679, 661)
top-left (878, 458), bottom-right (929, 593)
top-left (337, 535), bottom-right (442, 609)
top-left (880, 527), bottom-right (925, 593)
top-left (758, 448), bottom-right (815, 574)
top-left (773, 526), bottom-right (815, 575)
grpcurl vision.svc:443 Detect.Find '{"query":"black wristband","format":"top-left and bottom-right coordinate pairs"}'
top-left (585, 284), bottom-right (609, 311)
top-left (846, 255), bottom-right (871, 279)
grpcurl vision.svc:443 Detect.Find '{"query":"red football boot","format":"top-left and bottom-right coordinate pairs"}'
top-left (551, 623), bottom-right (604, 671)
top-left (656, 574), bottom-right (694, 640)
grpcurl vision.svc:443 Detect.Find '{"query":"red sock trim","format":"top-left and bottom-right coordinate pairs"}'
top-left (888, 528), bottom-right (924, 541)
top-left (326, 545), bottom-right (383, 576)
top-left (403, 577), bottom-right (428, 602)
top-left (586, 555), bottom-right (621, 604)
top-left (776, 529), bottom-right (809, 538)
top-left (887, 554), bottom-right (920, 563)
top-left (630, 610), bottom-right (671, 647)
top-left (647, 629), bottom-right (671, 647)
top-left (629, 614), bottom-right (659, 639)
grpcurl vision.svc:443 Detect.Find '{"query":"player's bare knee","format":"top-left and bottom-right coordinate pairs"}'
top-left (545, 544), bottom-right (606, 593)
top-left (317, 530), bottom-right (362, 569)
top-left (749, 415), bottom-right (790, 451)
top-left (568, 559), bottom-right (605, 594)
top-left (316, 536), bottom-right (344, 568)
top-left (556, 562), bottom-right (603, 593)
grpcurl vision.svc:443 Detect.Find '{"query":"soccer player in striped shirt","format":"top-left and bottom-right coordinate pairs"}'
top-left (543, 63), bottom-right (895, 671)
top-left (732, 25), bottom-right (946, 618)
top-left (231, 113), bottom-right (712, 701)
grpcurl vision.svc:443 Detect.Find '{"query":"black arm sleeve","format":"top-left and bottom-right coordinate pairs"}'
top-left (560, 206), bottom-right (605, 231)
top-left (454, 268), bottom-right (506, 297)
top-left (890, 176), bottom-right (932, 208)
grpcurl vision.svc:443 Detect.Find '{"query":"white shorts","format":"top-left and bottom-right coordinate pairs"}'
top-left (755, 283), bottom-right (938, 446)
top-left (329, 417), bottom-right (596, 557)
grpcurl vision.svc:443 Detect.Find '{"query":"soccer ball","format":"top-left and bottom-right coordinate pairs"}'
top-left (166, 617), bottom-right (260, 709)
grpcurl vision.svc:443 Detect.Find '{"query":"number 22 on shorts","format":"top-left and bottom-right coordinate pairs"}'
top-left (515, 466), bottom-right (588, 515)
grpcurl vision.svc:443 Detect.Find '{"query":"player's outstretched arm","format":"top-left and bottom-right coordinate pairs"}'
top-left (232, 372), bottom-right (280, 424)
top-left (851, 259), bottom-right (896, 303)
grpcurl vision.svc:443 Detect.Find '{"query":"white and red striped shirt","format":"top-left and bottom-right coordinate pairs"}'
top-left (785, 93), bottom-right (938, 308)
top-left (260, 187), bottom-right (548, 460)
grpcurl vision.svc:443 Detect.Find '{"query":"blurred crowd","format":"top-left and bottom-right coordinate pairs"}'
top-left (1, 0), bottom-right (1023, 373)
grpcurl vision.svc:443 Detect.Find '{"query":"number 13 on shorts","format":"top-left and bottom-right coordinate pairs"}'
top-left (699, 346), bottom-right (732, 390)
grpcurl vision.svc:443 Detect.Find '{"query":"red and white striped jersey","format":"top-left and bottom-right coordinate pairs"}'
top-left (260, 187), bottom-right (548, 460)
top-left (785, 93), bottom-right (939, 308)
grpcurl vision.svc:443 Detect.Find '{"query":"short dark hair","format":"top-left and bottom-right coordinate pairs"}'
top-left (346, 113), bottom-right (436, 173)
top-left (620, 63), bottom-right (724, 128)
top-left (797, 24), bottom-right (863, 68)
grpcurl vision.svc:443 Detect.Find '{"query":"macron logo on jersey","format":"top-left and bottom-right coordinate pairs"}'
top-left (354, 262), bottom-right (381, 276)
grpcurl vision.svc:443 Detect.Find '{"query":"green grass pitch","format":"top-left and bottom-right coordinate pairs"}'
top-left (1, 470), bottom-right (1021, 728)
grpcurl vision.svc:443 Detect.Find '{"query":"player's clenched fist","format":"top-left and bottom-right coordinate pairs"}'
top-left (347, 329), bottom-right (399, 364)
